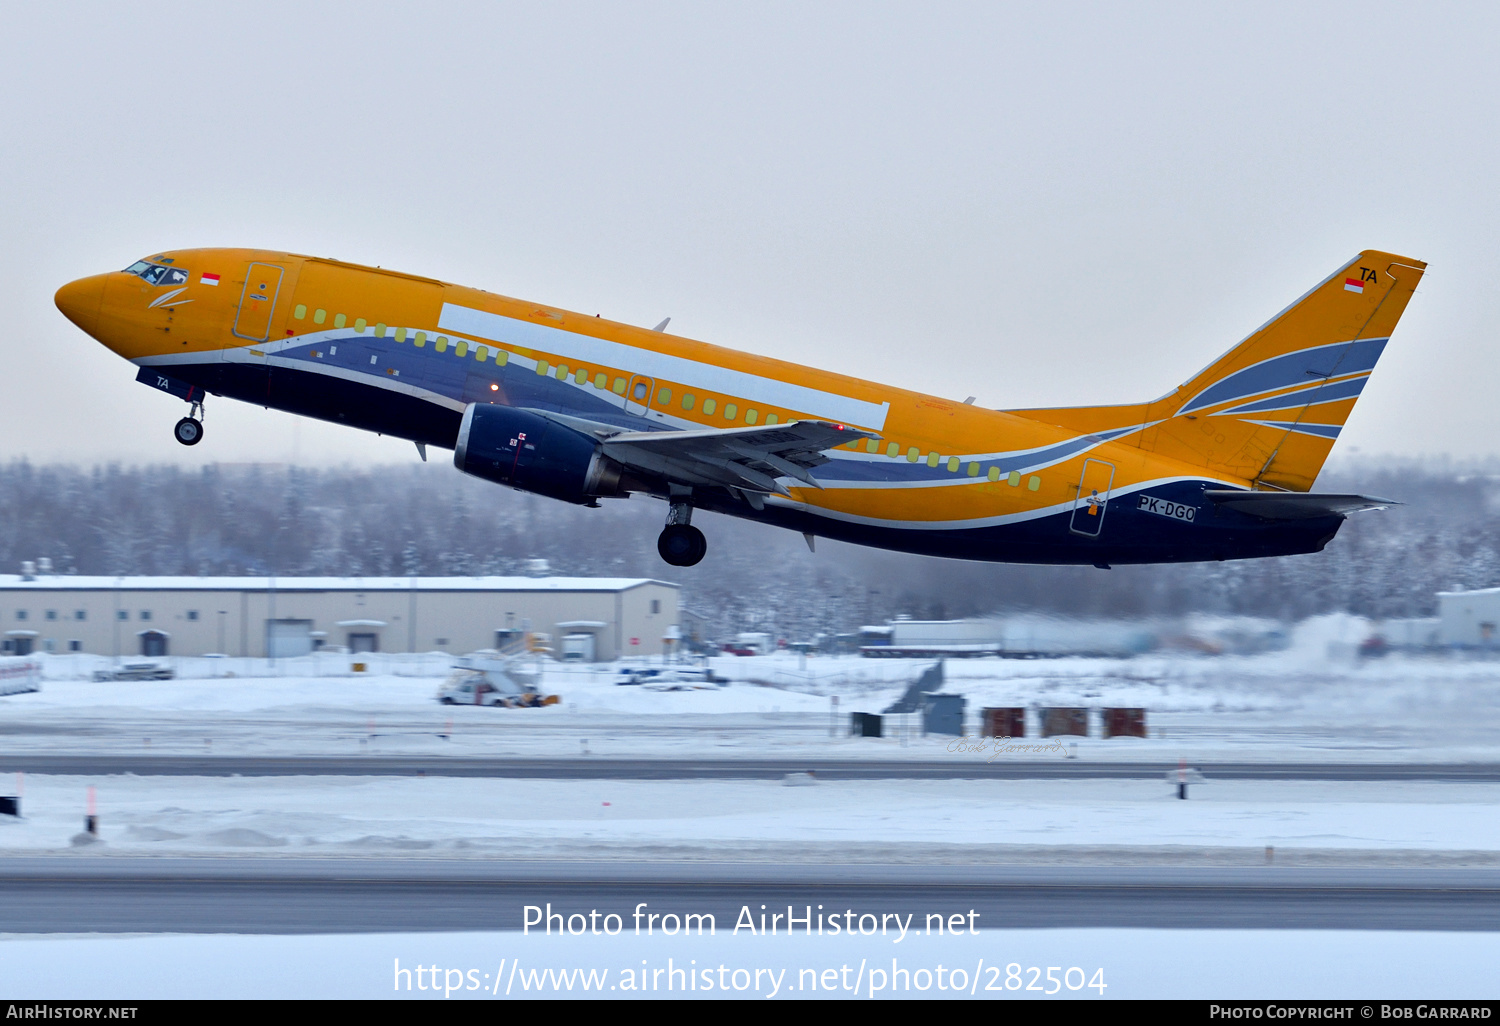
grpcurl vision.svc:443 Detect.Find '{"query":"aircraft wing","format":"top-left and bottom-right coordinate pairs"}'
top-left (601, 420), bottom-right (877, 497)
top-left (1203, 490), bottom-right (1400, 520)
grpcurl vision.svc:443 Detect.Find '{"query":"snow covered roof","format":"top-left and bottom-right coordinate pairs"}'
top-left (0, 575), bottom-right (676, 593)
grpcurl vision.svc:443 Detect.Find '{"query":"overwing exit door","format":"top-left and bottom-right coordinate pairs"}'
top-left (1069, 458), bottom-right (1115, 537)
top-left (624, 374), bottom-right (655, 417)
top-left (233, 262), bottom-right (284, 341)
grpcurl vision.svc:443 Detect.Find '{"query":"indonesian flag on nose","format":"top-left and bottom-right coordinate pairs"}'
top-left (1343, 277), bottom-right (1364, 294)
top-left (200, 273), bottom-right (220, 286)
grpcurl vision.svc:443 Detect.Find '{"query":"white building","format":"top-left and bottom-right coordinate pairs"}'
top-left (0, 574), bottom-right (679, 661)
top-left (860, 615), bottom-right (1157, 657)
top-left (1437, 588), bottom-right (1500, 647)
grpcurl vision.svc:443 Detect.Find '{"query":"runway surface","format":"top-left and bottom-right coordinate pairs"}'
top-left (3, 859), bottom-right (1499, 934)
top-left (3, 754), bottom-right (1500, 780)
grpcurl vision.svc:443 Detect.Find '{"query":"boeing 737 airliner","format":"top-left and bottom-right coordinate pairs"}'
top-left (54, 248), bottom-right (1423, 567)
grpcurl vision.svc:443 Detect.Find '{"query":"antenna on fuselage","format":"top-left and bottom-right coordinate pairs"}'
top-left (652, 318), bottom-right (671, 332)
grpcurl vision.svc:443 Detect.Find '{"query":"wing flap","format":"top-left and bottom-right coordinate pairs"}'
top-left (603, 420), bottom-right (876, 495)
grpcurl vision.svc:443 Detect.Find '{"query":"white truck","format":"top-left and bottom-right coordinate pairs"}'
top-left (0, 657), bottom-right (41, 696)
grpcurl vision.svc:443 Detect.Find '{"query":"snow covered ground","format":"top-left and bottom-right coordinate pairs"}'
top-left (2, 613), bottom-right (1500, 861)
top-left (4, 616), bottom-right (1500, 763)
top-left (3, 618), bottom-right (1499, 999)
top-left (2, 927), bottom-right (1498, 999)
top-left (4, 775), bottom-right (1500, 860)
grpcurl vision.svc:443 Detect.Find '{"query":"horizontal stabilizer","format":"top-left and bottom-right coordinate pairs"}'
top-left (1204, 490), bottom-right (1399, 520)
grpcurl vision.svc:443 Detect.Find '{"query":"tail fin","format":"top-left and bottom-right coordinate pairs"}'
top-left (1012, 250), bottom-right (1426, 491)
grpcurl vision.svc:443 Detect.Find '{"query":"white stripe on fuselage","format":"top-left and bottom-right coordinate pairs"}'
top-left (769, 475), bottom-right (1242, 531)
top-left (437, 304), bottom-right (891, 431)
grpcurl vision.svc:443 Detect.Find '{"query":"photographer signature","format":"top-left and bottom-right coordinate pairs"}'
top-left (946, 735), bottom-right (1067, 761)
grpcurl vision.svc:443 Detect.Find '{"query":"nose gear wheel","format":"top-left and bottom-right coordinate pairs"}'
top-left (174, 417), bottom-right (204, 446)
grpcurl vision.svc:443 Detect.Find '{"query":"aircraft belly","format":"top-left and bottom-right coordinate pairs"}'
top-left (718, 478), bottom-right (1343, 565)
top-left (165, 360), bottom-right (464, 448)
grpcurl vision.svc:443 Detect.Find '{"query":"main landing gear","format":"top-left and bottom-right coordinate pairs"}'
top-left (657, 494), bottom-right (707, 567)
top-left (174, 401), bottom-right (205, 446)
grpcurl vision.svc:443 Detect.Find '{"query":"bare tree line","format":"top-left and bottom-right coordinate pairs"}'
top-left (0, 458), bottom-right (1495, 641)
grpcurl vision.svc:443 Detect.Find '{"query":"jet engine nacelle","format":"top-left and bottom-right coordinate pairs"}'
top-left (453, 403), bottom-right (625, 505)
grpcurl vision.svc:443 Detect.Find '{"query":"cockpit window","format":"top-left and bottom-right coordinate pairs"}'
top-left (123, 261), bottom-right (190, 286)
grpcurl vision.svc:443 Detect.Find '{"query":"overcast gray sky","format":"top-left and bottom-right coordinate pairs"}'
top-left (3, 2), bottom-right (1496, 468)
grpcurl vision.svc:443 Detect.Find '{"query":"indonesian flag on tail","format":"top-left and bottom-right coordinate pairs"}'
top-left (1343, 277), bottom-right (1364, 294)
top-left (200, 272), bottom-right (220, 286)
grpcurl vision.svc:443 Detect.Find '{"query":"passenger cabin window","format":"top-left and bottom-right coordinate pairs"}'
top-left (414, 332), bottom-right (426, 347)
top-left (334, 314), bottom-right (347, 328)
top-left (765, 414), bottom-right (778, 425)
top-left (681, 393), bottom-right (695, 410)
top-left (701, 398), bottom-right (717, 415)
top-left (293, 305), bottom-right (307, 320)
top-left (745, 409), bottom-right (757, 425)
top-left (656, 388), bottom-right (672, 405)
top-left (456, 341), bottom-right (468, 357)
top-left (354, 318), bottom-right (367, 333)
top-left (723, 403), bottom-right (737, 420)
top-left (314, 309), bottom-right (327, 324)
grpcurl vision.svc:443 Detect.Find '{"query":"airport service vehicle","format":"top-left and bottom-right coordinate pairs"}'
top-left (92, 661), bottom-right (175, 682)
top-left (613, 665), bottom-right (720, 687)
top-left (0, 657), bottom-right (41, 696)
top-left (55, 249), bottom-right (1423, 568)
top-left (438, 652), bottom-right (549, 707)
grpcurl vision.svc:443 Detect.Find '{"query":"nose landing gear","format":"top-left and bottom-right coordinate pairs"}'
top-left (174, 401), bottom-right (205, 446)
top-left (657, 493), bottom-right (707, 567)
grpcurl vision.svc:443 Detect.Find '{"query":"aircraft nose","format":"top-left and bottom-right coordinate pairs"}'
top-left (54, 273), bottom-right (108, 336)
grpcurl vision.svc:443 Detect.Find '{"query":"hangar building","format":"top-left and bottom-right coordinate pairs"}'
top-left (0, 573), bottom-right (678, 661)
top-left (1437, 587), bottom-right (1500, 648)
